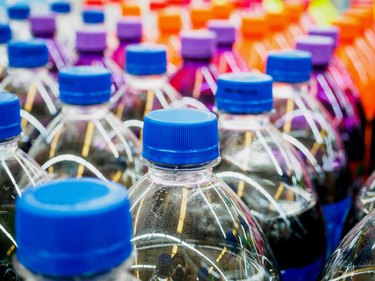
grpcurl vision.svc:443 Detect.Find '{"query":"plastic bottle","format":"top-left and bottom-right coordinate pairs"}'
top-left (266, 51), bottom-right (351, 255)
top-left (50, 0), bottom-right (77, 52)
top-left (129, 108), bottom-right (281, 280)
top-left (1, 40), bottom-right (59, 152)
top-left (319, 207), bottom-right (375, 280)
top-left (283, 3), bottom-right (306, 44)
top-left (157, 11), bottom-right (182, 68)
top-left (75, 28), bottom-right (125, 94)
top-left (169, 31), bottom-right (218, 111)
top-left (112, 44), bottom-right (189, 134)
top-left (0, 24), bottom-right (11, 82)
top-left (211, 1), bottom-right (234, 20)
top-left (28, 66), bottom-right (143, 187)
top-left (207, 20), bottom-right (249, 73)
top-left (189, 6), bottom-right (212, 29)
top-left (121, 2), bottom-right (141, 17)
top-left (236, 14), bottom-right (270, 72)
top-left (14, 178), bottom-right (138, 281)
top-left (295, 35), bottom-right (363, 184)
top-left (0, 93), bottom-right (49, 280)
top-left (29, 15), bottom-right (73, 78)
top-left (266, 10), bottom-right (292, 50)
top-left (214, 73), bottom-right (326, 280)
top-left (7, 4), bottom-right (31, 40)
top-left (111, 17), bottom-right (142, 69)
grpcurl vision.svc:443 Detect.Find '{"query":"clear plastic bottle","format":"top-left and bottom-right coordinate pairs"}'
top-left (0, 24), bottom-right (12, 82)
top-left (0, 93), bottom-right (49, 280)
top-left (28, 66), bottom-right (143, 188)
top-left (169, 31), bottom-right (218, 112)
top-left (266, 51), bottom-right (351, 255)
top-left (1, 40), bottom-right (59, 152)
top-left (75, 28), bottom-right (125, 94)
top-left (319, 207), bottom-right (375, 280)
top-left (111, 44), bottom-right (185, 132)
top-left (296, 35), bottom-right (363, 187)
top-left (129, 108), bottom-right (281, 281)
top-left (207, 20), bottom-right (249, 74)
top-left (50, 0), bottom-right (77, 51)
top-left (7, 4), bottom-right (31, 40)
top-left (14, 178), bottom-right (138, 281)
top-left (29, 15), bottom-right (73, 78)
top-left (111, 17), bottom-right (142, 69)
top-left (214, 72), bottom-right (326, 280)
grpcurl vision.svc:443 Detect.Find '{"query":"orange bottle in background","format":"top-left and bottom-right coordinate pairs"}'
top-left (190, 6), bottom-right (212, 29)
top-left (284, 2), bottom-right (306, 41)
top-left (266, 11), bottom-right (292, 50)
top-left (211, 2), bottom-right (235, 20)
top-left (121, 2), bottom-right (141, 16)
top-left (236, 15), bottom-right (270, 72)
top-left (157, 11), bottom-right (183, 67)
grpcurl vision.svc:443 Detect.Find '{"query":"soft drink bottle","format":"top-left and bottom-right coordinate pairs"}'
top-left (189, 6), bottom-right (212, 29)
top-left (0, 93), bottom-right (49, 280)
top-left (111, 17), bottom-right (142, 69)
top-left (112, 44), bottom-right (191, 132)
top-left (283, 3), bottom-right (306, 44)
top-left (211, 1), bottom-right (234, 20)
top-left (28, 66), bottom-right (143, 187)
top-left (105, 0), bottom-right (122, 32)
top-left (169, 30), bottom-right (218, 111)
top-left (1, 40), bottom-right (59, 152)
top-left (318, 207), bottom-right (375, 280)
top-left (75, 28), bottom-right (125, 93)
top-left (50, 0), bottom-right (77, 52)
top-left (29, 15), bottom-right (73, 77)
top-left (0, 24), bottom-right (11, 82)
top-left (207, 20), bottom-right (249, 73)
top-left (296, 35), bottom-right (364, 184)
top-left (236, 14), bottom-right (270, 72)
top-left (266, 51), bottom-right (351, 255)
top-left (343, 170), bottom-right (375, 235)
top-left (156, 11), bottom-right (182, 68)
top-left (129, 108), bottom-right (281, 280)
top-left (7, 4), bottom-right (31, 40)
top-left (14, 178), bottom-right (138, 281)
top-left (266, 10), bottom-right (292, 50)
top-left (214, 72), bottom-right (327, 280)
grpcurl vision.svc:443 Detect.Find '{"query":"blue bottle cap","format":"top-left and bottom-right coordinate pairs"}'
top-left (16, 178), bottom-right (133, 277)
top-left (143, 109), bottom-right (219, 165)
top-left (266, 50), bottom-right (312, 83)
top-left (7, 4), bottom-right (30, 20)
top-left (50, 1), bottom-right (71, 14)
top-left (0, 93), bottom-right (22, 141)
top-left (8, 40), bottom-right (49, 68)
top-left (216, 72), bottom-right (273, 114)
top-left (82, 9), bottom-right (105, 24)
top-left (126, 44), bottom-right (167, 75)
top-left (58, 66), bottom-right (112, 105)
top-left (0, 24), bottom-right (12, 44)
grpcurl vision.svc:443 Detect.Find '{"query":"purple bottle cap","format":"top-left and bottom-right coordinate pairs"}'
top-left (207, 20), bottom-right (236, 46)
top-left (308, 26), bottom-right (339, 49)
top-left (117, 16), bottom-right (142, 41)
top-left (29, 15), bottom-right (56, 36)
top-left (295, 35), bottom-right (334, 66)
top-left (76, 28), bottom-right (107, 52)
top-left (181, 30), bottom-right (216, 59)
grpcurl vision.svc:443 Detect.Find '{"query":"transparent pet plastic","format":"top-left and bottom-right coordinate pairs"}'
top-left (0, 67), bottom-right (59, 151)
top-left (129, 160), bottom-right (281, 281)
top-left (319, 207), bottom-right (375, 280)
top-left (0, 137), bottom-right (49, 280)
top-left (9, 20), bottom-right (31, 40)
top-left (0, 44), bottom-right (8, 82)
top-left (215, 113), bottom-right (326, 278)
top-left (28, 104), bottom-right (144, 188)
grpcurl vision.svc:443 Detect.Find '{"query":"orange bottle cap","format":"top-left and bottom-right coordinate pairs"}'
top-left (211, 2), bottom-right (234, 20)
top-left (158, 11), bottom-right (182, 33)
top-left (344, 8), bottom-right (374, 28)
top-left (241, 14), bottom-right (268, 37)
top-left (190, 7), bottom-right (212, 29)
top-left (284, 3), bottom-right (304, 22)
top-left (332, 17), bottom-right (362, 43)
top-left (121, 3), bottom-right (141, 16)
top-left (266, 11), bottom-right (289, 31)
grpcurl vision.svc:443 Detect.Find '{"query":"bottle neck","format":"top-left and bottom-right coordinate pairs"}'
top-left (146, 160), bottom-right (219, 186)
top-left (0, 137), bottom-right (19, 158)
top-left (218, 112), bottom-right (271, 131)
top-left (217, 43), bottom-right (234, 52)
top-left (77, 50), bottom-right (105, 59)
top-left (272, 81), bottom-right (310, 97)
top-left (182, 57), bottom-right (212, 66)
top-left (61, 103), bottom-right (109, 119)
top-left (118, 38), bottom-right (141, 46)
top-left (33, 32), bottom-right (55, 39)
top-left (126, 73), bottom-right (167, 90)
top-left (312, 63), bottom-right (329, 72)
